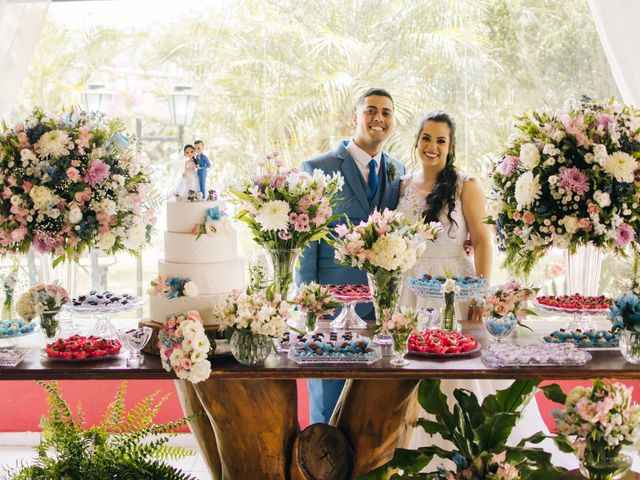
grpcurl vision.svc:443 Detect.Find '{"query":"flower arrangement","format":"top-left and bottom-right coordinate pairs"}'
top-left (364, 379), bottom-right (563, 479)
top-left (0, 107), bottom-right (156, 264)
top-left (16, 283), bottom-right (70, 321)
top-left (544, 379), bottom-right (640, 478)
top-left (192, 205), bottom-right (233, 240)
top-left (158, 310), bottom-right (213, 383)
top-left (440, 273), bottom-right (460, 332)
top-left (228, 152), bottom-right (343, 250)
top-left (608, 292), bottom-right (640, 332)
top-left (212, 287), bottom-right (290, 339)
top-left (384, 307), bottom-right (419, 333)
top-left (476, 280), bottom-right (537, 321)
top-left (488, 96), bottom-right (640, 276)
top-left (292, 281), bottom-right (341, 332)
top-left (149, 276), bottom-right (198, 299)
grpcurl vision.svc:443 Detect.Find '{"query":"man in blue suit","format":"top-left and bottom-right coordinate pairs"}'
top-left (194, 139), bottom-right (210, 197)
top-left (296, 88), bottom-right (405, 424)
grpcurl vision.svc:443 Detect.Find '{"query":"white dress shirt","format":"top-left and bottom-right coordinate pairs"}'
top-left (346, 139), bottom-right (382, 187)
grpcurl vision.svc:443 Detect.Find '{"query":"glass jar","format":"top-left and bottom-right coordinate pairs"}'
top-left (230, 329), bottom-right (273, 366)
top-left (619, 330), bottom-right (640, 364)
top-left (483, 312), bottom-right (517, 342)
top-left (265, 248), bottom-right (300, 300)
top-left (39, 310), bottom-right (60, 342)
top-left (578, 452), bottom-right (632, 480)
top-left (390, 330), bottom-right (411, 366)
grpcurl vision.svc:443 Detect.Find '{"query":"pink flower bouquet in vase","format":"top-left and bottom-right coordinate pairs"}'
top-left (291, 282), bottom-right (340, 333)
top-left (16, 283), bottom-right (70, 341)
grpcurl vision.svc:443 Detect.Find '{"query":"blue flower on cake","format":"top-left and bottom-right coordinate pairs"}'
top-left (193, 204), bottom-right (233, 239)
top-left (149, 276), bottom-right (198, 299)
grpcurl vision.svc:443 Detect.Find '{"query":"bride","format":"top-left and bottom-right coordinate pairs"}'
top-left (397, 111), bottom-right (575, 468)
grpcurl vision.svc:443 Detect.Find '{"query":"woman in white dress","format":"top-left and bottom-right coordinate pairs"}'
top-left (398, 111), bottom-right (575, 469)
top-left (169, 144), bottom-right (200, 200)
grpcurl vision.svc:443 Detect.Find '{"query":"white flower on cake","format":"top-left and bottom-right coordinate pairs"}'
top-left (519, 143), bottom-right (540, 169)
top-left (36, 130), bottom-right (71, 159)
top-left (602, 152), bottom-right (637, 183)
top-left (29, 185), bottom-right (53, 210)
top-left (514, 172), bottom-right (541, 209)
top-left (255, 199), bottom-right (290, 231)
top-left (183, 281), bottom-right (198, 298)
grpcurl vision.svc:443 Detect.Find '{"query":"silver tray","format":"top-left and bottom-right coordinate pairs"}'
top-left (64, 295), bottom-right (144, 314)
top-left (407, 343), bottom-right (481, 358)
top-left (288, 346), bottom-right (381, 364)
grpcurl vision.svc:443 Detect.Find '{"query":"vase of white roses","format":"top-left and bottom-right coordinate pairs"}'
top-left (229, 152), bottom-right (343, 299)
top-left (333, 208), bottom-right (442, 344)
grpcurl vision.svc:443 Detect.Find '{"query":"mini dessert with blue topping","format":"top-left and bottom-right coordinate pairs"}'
top-left (0, 318), bottom-right (36, 337)
top-left (289, 332), bottom-right (380, 363)
top-left (543, 328), bottom-right (620, 348)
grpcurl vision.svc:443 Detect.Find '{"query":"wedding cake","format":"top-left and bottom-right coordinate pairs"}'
top-left (149, 199), bottom-right (245, 326)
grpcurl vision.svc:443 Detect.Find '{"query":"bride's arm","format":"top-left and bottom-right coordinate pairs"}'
top-left (460, 178), bottom-right (492, 283)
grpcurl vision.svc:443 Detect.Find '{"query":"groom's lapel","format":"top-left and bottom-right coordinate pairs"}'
top-left (338, 145), bottom-right (370, 214)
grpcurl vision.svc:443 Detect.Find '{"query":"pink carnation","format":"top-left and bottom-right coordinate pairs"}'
top-left (500, 155), bottom-right (520, 176)
top-left (522, 211), bottom-right (535, 225)
top-left (83, 159), bottom-right (110, 187)
top-left (33, 232), bottom-right (57, 254)
top-left (614, 222), bottom-right (635, 248)
top-left (67, 167), bottom-right (80, 182)
top-left (559, 167), bottom-right (590, 195)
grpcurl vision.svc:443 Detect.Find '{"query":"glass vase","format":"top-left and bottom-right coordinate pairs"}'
top-left (390, 330), bottom-right (411, 366)
top-left (230, 330), bottom-right (273, 366)
top-left (39, 311), bottom-right (61, 342)
top-left (578, 452), bottom-right (632, 480)
top-left (565, 244), bottom-right (603, 330)
top-left (304, 311), bottom-right (317, 333)
top-left (441, 291), bottom-right (458, 332)
top-left (266, 248), bottom-right (300, 300)
top-left (619, 330), bottom-right (640, 364)
top-left (483, 312), bottom-right (516, 342)
top-left (367, 270), bottom-right (404, 345)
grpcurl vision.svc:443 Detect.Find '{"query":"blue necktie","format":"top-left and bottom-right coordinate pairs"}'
top-left (368, 159), bottom-right (379, 200)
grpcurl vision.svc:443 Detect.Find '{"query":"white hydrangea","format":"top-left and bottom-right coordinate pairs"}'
top-left (369, 235), bottom-right (417, 272)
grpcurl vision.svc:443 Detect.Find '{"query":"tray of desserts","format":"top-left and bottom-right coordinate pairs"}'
top-left (407, 274), bottom-right (486, 299)
top-left (543, 328), bottom-right (620, 349)
top-left (0, 319), bottom-right (37, 338)
top-left (481, 343), bottom-right (592, 367)
top-left (407, 330), bottom-right (480, 357)
top-left (534, 295), bottom-right (611, 315)
top-left (42, 335), bottom-right (122, 361)
top-left (65, 291), bottom-right (143, 314)
top-left (288, 332), bottom-right (381, 364)
top-left (327, 284), bottom-right (372, 302)
top-left (0, 348), bottom-right (31, 367)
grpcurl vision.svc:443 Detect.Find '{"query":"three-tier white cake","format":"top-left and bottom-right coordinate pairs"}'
top-left (149, 199), bottom-right (245, 326)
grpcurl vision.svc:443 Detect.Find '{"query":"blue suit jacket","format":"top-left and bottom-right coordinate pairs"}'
top-left (195, 153), bottom-right (210, 169)
top-left (295, 141), bottom-right (405, 318)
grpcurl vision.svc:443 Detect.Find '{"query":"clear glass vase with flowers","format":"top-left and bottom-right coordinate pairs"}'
top-left (291, 282), bottom-right (341, 333)
top-left (16, 283), bottom-right (70, 341)
top-left (608, 292), bottom-right (640, 364)
top-left (384, 307), bottom-right (419, 366)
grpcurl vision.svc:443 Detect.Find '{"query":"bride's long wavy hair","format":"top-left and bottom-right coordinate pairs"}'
top-left (412, 111), bottom-right (459, 234)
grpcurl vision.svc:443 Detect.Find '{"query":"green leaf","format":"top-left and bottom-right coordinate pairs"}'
top-left (482, 380), bottom-right (539, 416)
top-left (476, 411), bottom-right (519, 451)
top-left (541, 384), bottom-right (567, 405)
top-left (357, 448), bottom-right (433, 480)
top-left (415, 419), bottom-right (453, 442)
top-left (418, 380), bottom-right (455, 432)
top-left (452, 388), bottom-right (483, 428)
top-left (552, 434), bottom-right (576, 453)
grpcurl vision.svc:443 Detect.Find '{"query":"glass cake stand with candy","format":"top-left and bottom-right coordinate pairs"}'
top-left (327, 284), bottom-right (372, 330)
top-left (534, 294), bottom-right (611, 332)
top-left (64, 291), bottom-right (144, 338)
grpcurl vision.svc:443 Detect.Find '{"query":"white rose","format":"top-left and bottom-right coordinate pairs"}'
top-left (519, 143), bottom-right (540, 169)
top-left (46, 207), bottom-right (60, 219)
top-left (561, 216), bottom-right (580, 234)
top-left (10, 195), bottom-right (23, 207)
top-left (593, 190), bottom-right (611, 208)
top-left (183, 281), bottom-right (198, 298)
top-left (181, 321), bottom-right (199, 341)
top-left (124, 221), bottom-right (146, 250)
top-left (187, 360), bottom-right (211, 383)
top-left (29, 185), bottom-right (53, 210)
top-left (68, 206), bottom-right (83, 224)
top-left (92, 198), bottom-right (117, 215)
top-left (97, 232), bottom-right (116, 250)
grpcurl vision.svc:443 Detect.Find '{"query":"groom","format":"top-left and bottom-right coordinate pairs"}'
top-left (296, 88), bottom-right (405, 424)
top-left (194, 139), bottom-right (210, 197)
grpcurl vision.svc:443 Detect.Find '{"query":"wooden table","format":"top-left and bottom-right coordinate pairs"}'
top-left (2, 321), bottom-right (638, 479)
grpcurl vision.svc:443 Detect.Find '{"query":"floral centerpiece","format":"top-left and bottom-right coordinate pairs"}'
top-left (384, 307), bottom-right (418, 366)
top-left (544, 379), bottom-right (640, 479)
top-left (149, 275), bottom-right (198, 299)
top-left (291, 281), bottom-right (340, 333)
top-left (211, 286), bottom-right (290, 366)
top-left (608, 292), bottom-right (640, 363)
top-left (158, 310), bottom-right (213, 383)
top-left (333, 208), bottom-right (441, 340)
top-left (16, 283), bottom-right (70, 340)
top-left (488, 96), bottom-right (640, 276)
top-left (228, 152), bottom-right (343, 297)
top-left (0, 107), bottom-right (156, 265)
top-left (440, 274), bottom-right (460, 333)
top-left (474, 280), bottom-right (537, 340)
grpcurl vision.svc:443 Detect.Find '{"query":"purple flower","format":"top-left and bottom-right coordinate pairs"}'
top-left (83, 159), bottom-right (110, 187)
top-left (33, 232), bottom-right (56, 254)
top-left (615, 223), bottom-right (635, 248)
top-left (499, 155), bottom-right (520, 176)
top-left (559, 167), bottom-right (590, 195)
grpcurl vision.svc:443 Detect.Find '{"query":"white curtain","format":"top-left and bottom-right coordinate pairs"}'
top-left (588, 0), bottom-right (640, 105)
top-left (0, 0), bottom-right (50, 124)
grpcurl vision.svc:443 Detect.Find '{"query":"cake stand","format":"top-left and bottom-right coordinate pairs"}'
top-left (533, 299), bottom-right (609, 332)
top-left (330, 293), bottom-right (372, 330)
top-left (64, 296), bottom-right (144, 338)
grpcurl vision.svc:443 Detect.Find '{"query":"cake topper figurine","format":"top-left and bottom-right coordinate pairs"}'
top-left (194, 140), bottom-right (210, 197)
top-left (207, 190), bottom-right (218, 201)
top-left (169, 144), bottom-right (200, 201)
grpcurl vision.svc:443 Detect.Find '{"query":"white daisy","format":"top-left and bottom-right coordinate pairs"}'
top-left (514, 172), bottom-right (542, 209)
top-left (602, 151), bottom-right (637, 183)
top-left (255, 199), bottom-right (290, 231)
top-left (36, 130), bottom-right (71, 159)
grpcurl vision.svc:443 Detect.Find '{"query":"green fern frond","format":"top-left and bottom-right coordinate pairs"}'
top-left (151, 445), bottom-right (197, 462)
top-left (101, 381), bottom-right (128, 432)
top-left (121, 391), bottom-right (168, 433)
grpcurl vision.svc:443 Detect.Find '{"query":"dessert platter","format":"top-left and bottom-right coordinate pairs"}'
top-left (543, 328), bottom-right (620, 349)
top-left (42, 335), bottom-right (122, 361)
top-left (0, 347), bottom-right (30, 367)
top-left (288, 331), bottom-right (381, 364)
top-left (327, 284), bottom-right (372, 330)
top-left (65, 291), bottom-right (144, 338)
top-left (534, 294), bottom-right (612, 333)
top-left (0, 319), bottom-right (37, 348)
top-left (407, 274), bottom-right (486, 299)
top-left (481, 342), bottom-right (592, 368)
top-left (407, 330), bottom-right (480, 357)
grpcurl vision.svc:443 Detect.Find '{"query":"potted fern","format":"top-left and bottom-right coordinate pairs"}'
top-left (361, 379), bottom-right (569, 479)
top-left (3, 381), bottom-right (198, 480)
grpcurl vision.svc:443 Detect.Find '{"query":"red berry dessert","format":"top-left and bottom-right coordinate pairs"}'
top-left (408, 330), bottom-right (479, 355)
top-left (536, 294), bottom-right (610, 311)
top-left (328, 284), bottom-right (372, 301)
top-left (45, 335), bottom-right (121, 360)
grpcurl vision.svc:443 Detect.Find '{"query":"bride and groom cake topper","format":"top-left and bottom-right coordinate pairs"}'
top-left (170, 139), bottom-right (216, 202)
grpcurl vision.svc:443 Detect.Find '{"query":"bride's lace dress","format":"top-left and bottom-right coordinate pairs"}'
top-left (397, 172), bottom-right (576, 469)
